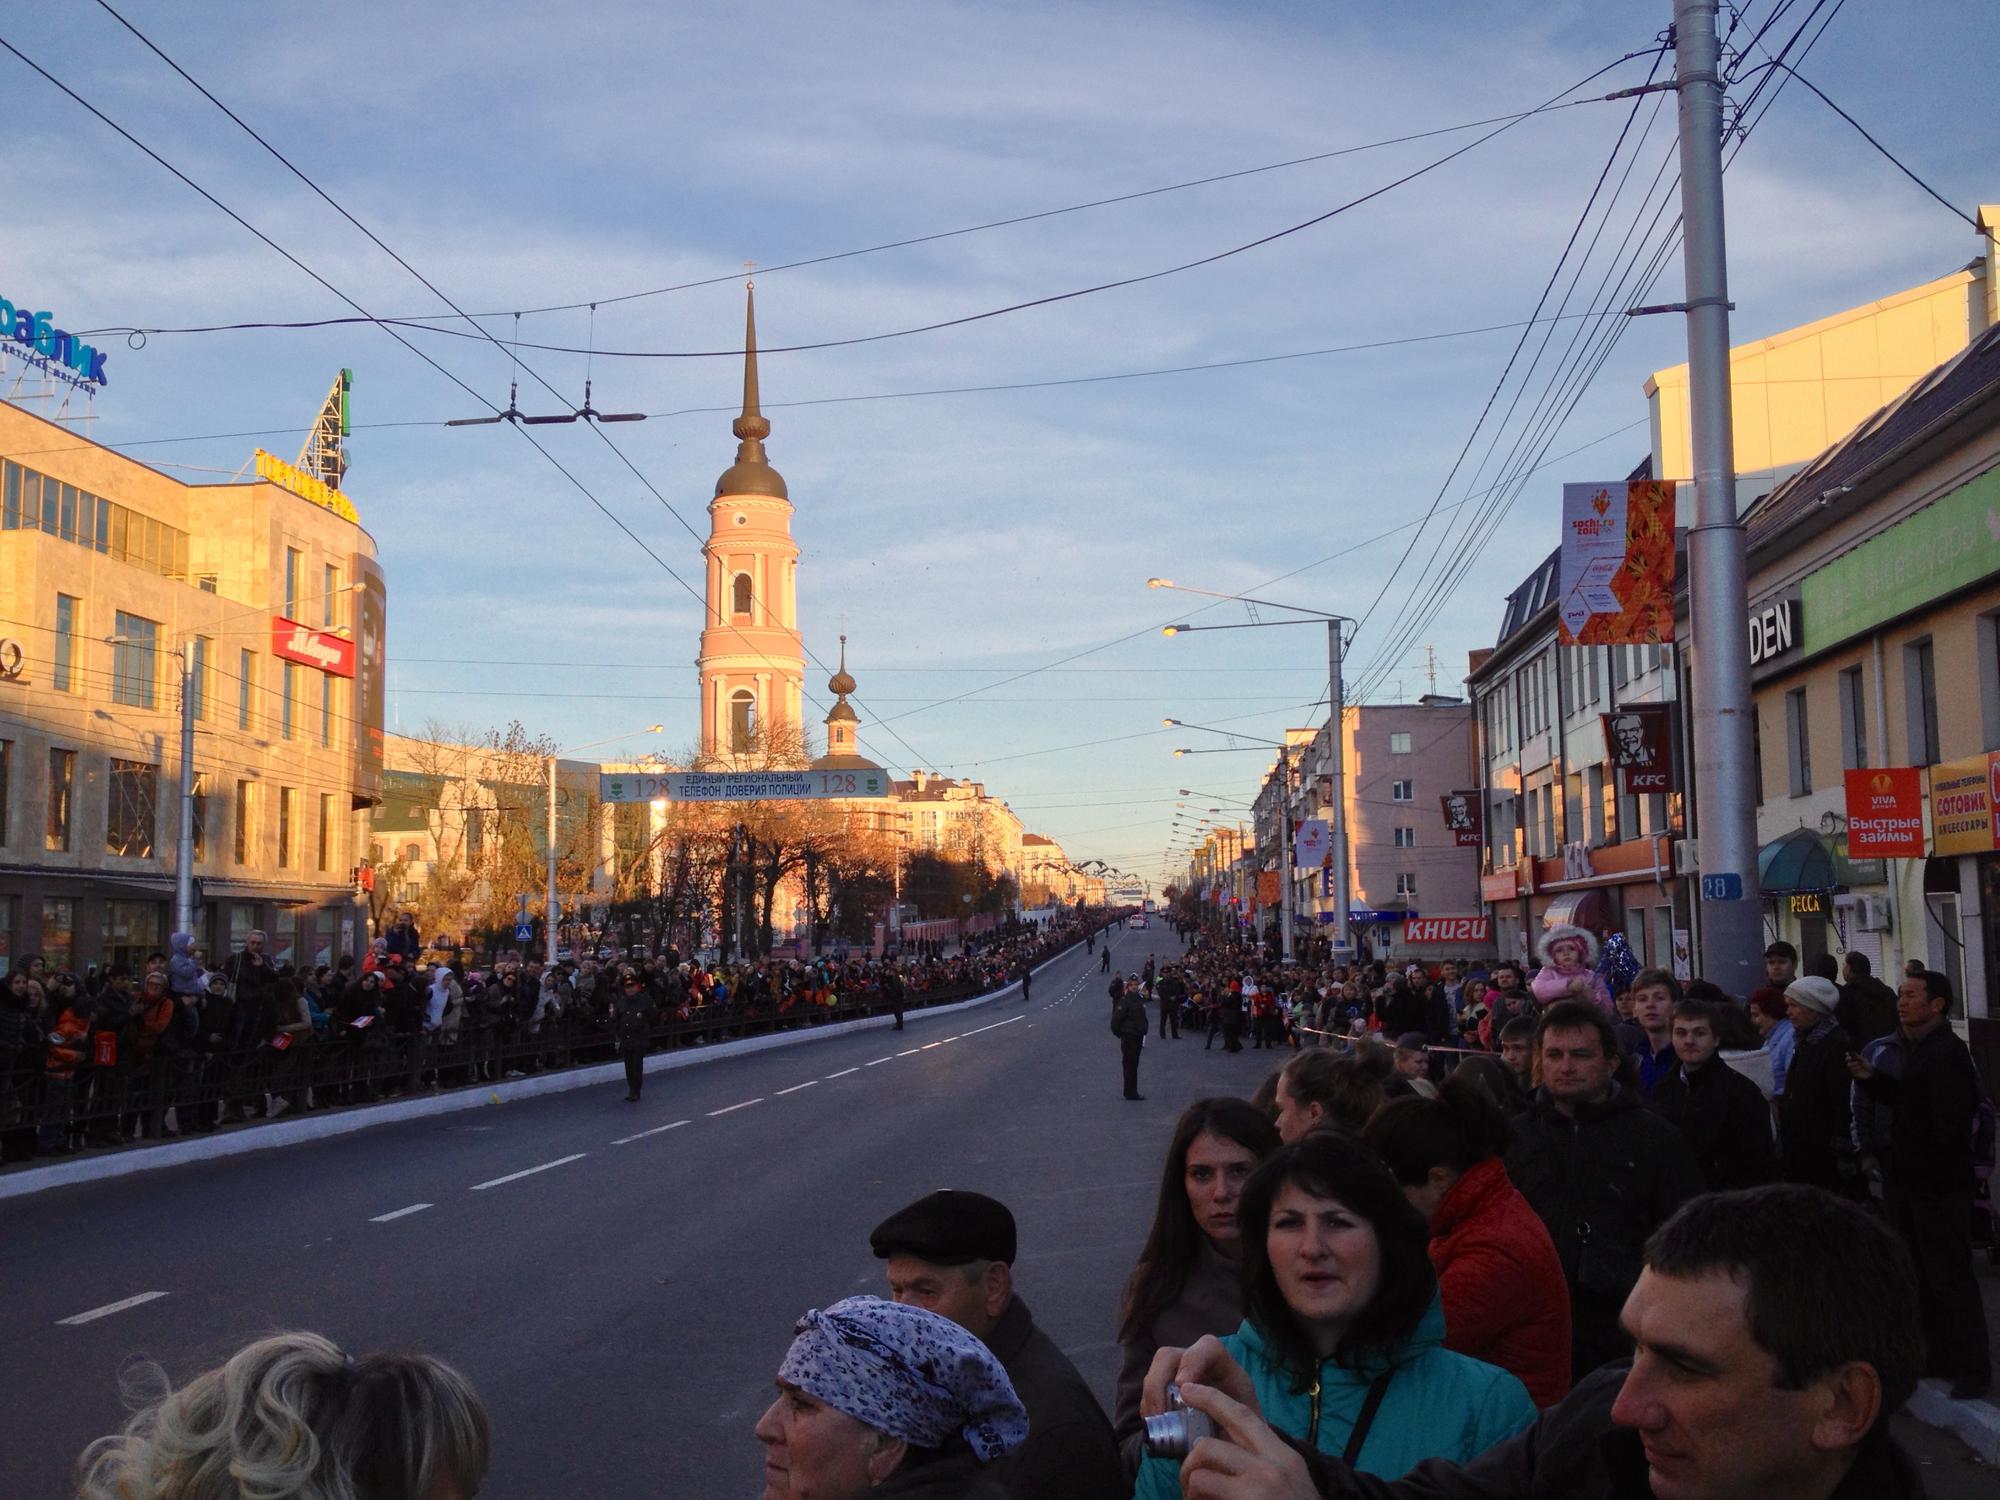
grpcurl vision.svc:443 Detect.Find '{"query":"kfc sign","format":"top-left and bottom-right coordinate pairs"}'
top-left (1440, 791), bottom-right (1482, 848)
top-left (1405, 916), bottom-right (1491, 944)
top-left (1603, 705), bottom-right (1673, 794)
top-left (1844, 767), bottom-right (1924, 858)
top-left (271, 617), bottom-right (356, 678)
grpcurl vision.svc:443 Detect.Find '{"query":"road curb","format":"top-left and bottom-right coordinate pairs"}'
top-left (0, 945), bottom-right (1084, 1203)
top-left (1906, 1379), bottom-right (2000, 1464)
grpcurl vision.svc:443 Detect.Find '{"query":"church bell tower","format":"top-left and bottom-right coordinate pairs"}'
top-left (698, 285), bottom-right (805, 760)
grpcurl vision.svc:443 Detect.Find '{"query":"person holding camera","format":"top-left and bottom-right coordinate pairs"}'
top-left (1131, 1132), bottom-right (1534, 1499)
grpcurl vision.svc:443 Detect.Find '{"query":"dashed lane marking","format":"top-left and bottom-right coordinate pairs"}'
top-left (920, 1042), bottom-right (944, 1050)
top-left (470, 1153), bottom-right (587, 1190)
top-left (775, 1081), bottom-right (818, 1096)
top-left (612, 1119), bottom-right (689, 1146)
top-left (896, 1048), bottom-right (922, 1057)
top-left (707, 1098), bottom-right (764, 1116)
top-left (369, 1203), bottom-right (433, 1223)
top-left (865, 1057), bottom-right (895, 1066)
top-left (824, 1067), bottom-right (860, 1079)
top-left (57, 1291), bottom-right (169, 1326)
top-left (961, 1018), bottom-right (1024, 1037)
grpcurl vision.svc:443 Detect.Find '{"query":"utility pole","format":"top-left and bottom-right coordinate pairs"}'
top-left (1675, 0), bottom-right (1761, 997)
top-left (1278, 753), bottom-right (1295, 963)
top-left (174, 639), bottom-right (197, 937)
top-left (1327, 621), bottom-right (1351, 965)
top-left (545, 754), bottom-right (559, 967)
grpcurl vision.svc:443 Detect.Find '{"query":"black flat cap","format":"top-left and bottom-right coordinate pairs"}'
top-left (869, 1189), bottom-right (1016, 1266)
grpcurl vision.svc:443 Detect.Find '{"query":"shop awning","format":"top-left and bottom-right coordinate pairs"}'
top-left (1757, 827), bottom-right (1837, 894)
top-left (1542, 890), bottom-right (1611, 932)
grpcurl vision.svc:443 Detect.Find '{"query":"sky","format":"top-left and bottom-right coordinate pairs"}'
top-left (2, 0), bottom-right (1992, 887)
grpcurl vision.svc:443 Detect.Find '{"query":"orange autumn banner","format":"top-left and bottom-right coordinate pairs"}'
top-left (1557, 479), bottom-right (1676, 645)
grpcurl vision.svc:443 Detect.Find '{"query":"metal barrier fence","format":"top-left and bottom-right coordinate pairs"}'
top-left (0, 980), bottom-right (996, 1166)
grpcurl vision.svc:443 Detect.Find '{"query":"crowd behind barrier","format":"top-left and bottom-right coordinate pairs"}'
top-left (0, 910), bottom-right (1116, 1166)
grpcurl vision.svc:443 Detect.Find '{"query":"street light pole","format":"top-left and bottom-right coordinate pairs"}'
top-left (1277, 750), bottom-right (1295, 963)
top-left (1326, 618), bottom-right (1350, 962)
top-left (175, 639), bottom-right (197, 937)
top-left (1675, 0), bottom-right (1760, 996)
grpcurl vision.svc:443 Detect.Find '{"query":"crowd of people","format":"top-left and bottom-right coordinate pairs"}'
top-left (60, 911), bottom-right (1996, 1499)
top-left (0, 911), bottom-right (1103, 1163)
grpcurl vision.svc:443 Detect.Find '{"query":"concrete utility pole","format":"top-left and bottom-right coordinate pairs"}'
top-left (174, 639), bottom-right (197, 937)
top-left (1278, 753), bottom-right (1295, 963)
top-left (1326, 620), bottom-right (1351, 963)
top-left (1675, 0), bottom-right (1761, 997)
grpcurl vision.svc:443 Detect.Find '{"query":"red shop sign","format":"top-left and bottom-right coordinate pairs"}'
top-left (1405, 916), bottom-right (1492, 944)
top-left (1845, 767), bottom-right (1924, 858)
top-left (271, 617), bottom-right (356, 678)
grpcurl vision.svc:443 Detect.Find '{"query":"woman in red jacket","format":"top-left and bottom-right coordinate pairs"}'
top-left (1362, 1075), bottom-right (1572, 1407)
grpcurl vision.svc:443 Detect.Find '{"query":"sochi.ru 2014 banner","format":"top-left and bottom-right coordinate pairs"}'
top-left (1293, 818), bottom-right (1329, 866)
top-left (1557, 480), bottom-right (1676, 645)
top-left (1844, 768), bottom-right (1925, 858)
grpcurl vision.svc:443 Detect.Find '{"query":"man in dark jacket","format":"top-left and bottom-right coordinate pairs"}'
top-left (872, 1190), bottom-right (1123, 1500)
top-left (1775, 976), bottom-right (1855, 1193)
top-left (607, 968), bottom-right (657, 1102)
top-left (1649, 998), bottom-right (1776, 1191)
top-left (1849, 968), bottom-right (1991, 1400)
top-left (880, 966), bottom-right (906, 1031)
top-left (1111, 977), bottom-right (1148, 1101)
top-left (1166, 1185), bottom-right (1927, 1500)
top-left (1838, 951), bottom-right (1899, 1044)
top-left (1504, 1001), bottom-right (1703, 1380)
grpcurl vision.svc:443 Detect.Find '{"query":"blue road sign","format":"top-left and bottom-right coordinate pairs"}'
top-left (514, 922), bottom-right (533, 943)
top-left (1700, 873), bottom-right (1744, 902)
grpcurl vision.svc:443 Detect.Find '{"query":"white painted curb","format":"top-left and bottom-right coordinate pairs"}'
top-left (1906, 1378), bottom-right (2000, 1464)
top-left (1, 942), bottom-right (1092, 1202)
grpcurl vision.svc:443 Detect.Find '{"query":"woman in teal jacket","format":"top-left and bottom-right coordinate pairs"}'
top-left (1132, 1131), bottom-right (1535, 1496)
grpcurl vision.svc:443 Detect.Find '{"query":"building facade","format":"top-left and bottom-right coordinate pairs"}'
top-left (0, 398), bottom-right (385, 973)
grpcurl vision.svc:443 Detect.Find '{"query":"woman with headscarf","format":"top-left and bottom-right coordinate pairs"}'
top-left (757, 1295), bottom-right (1026, 1499)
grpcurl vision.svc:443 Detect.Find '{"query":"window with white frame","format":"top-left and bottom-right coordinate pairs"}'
top-left (1393, 826), bottom-right (1416, 848)
top-left (1389, 731), bottom-right (1412, 754)
top-left (1391, 779), bottom-right (1413, 802)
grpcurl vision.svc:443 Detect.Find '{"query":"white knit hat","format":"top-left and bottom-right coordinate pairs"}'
top-left (1784, 975), bottom-right (1840, 1017)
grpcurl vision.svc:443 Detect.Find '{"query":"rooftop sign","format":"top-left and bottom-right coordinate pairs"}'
top-left (253, 448), bottom-right (359, 524)
top-left (0, 294), bottom-right (108, 389)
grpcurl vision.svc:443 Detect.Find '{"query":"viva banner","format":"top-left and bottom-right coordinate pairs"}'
top-left (1843, 768), bottom-right (1924, 858)
top-left (1557, 479), bottom-right (1676, 645)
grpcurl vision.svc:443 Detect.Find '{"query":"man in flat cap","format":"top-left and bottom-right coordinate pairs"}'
top-left (871, 1189), bottom-right (1123, 1500)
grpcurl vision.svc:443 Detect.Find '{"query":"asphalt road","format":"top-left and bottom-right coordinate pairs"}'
top-left (8, 924), bottom-right (1989, 1496)
top-left (5, 923), bottom-right (1269, 1498)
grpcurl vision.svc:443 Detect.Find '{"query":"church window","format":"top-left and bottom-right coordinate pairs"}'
top-left (732, 573), bottom-right (754, 617)
top-left (730, 690), bottom-right (757, 751)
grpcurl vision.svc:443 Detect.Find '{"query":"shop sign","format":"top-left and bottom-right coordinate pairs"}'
top-left (0, 292), bottom-right (109, 388)
top-left (1748, 599), bottom-right (1800, 666)
top-left (1480, 871), bottom-right (1518, 902)
top-left (1802, 467), bottom-right (2000, 654)
top-left (1789, 892), bottom-right (1826, 916)
top-left (1256, 871), bottom-right (1280, 906)
top-left (601, 768), bottom-right (888, 802)
top-left (1441, 791), bottom-right (1482, 847)
top-left (253, 448), bottom-right (360, 523)
top-left (0, 637), bottom-right (23, 679)
top-left (1405, 915), bottom-right (1491, 944)
top-left (1348, 908), bottom-right (1414, 924)
top-left (1294, 818), bottom-right (1329, 866)
top-left (1604, 705), bottom-right (1673, 793)
top-left (1928, 752), bottom-right (2000, 855)
top-left (1844, 767), bottom-right (1925, 858)
top-left (271, 617), bottom-right (356, 677)
top-left (1556, 479), bottom-right (1677, 645)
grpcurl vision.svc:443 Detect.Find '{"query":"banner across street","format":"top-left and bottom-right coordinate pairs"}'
top-left (597, 768), bottom-right (891, 803)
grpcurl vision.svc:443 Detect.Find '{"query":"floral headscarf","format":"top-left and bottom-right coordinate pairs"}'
top-left (776, 1296), bottom-right (1027, 1461)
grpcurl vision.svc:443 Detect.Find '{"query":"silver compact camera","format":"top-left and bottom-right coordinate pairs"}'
top-left (1141, 1384), bottom-right (1216, 1459)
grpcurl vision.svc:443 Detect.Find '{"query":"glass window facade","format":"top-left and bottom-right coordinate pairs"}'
top-left (2, 460), bottom-right (190, 579)
top-left (112, 610), bottom-right (159, 708)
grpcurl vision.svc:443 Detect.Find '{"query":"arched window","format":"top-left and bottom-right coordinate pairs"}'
top-left (732, 573), bottom-right (753, 618)
top-left (402, 842), bottom-right (423, 863)
top-left (730, 690), bottom-right (757, 752)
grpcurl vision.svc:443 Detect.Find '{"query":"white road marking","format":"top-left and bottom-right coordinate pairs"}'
top-left (775, 1081), bottom-right (818, 1096)
top-left (961, 1017), bottom-right (1024, 1037)
top-left (920, 1041), bottom-right (943, 1050)
top-left (369, 1203), bottom-right (433, 1223)
top-left (57, 1291), bottom-right (168, 1326)
top-left (896, 1048), bottom-right (922, 1057)
top-left (612, 1119), bottom-right (690, 1146)
top-left (865, 1057), bottom-right (895, 1066)
top-left (824, 1067), bottom-right (860, 1079)
top-left (707, 1098), bottom-right (763, 1116)
top-left (470, 1153), bottom-right (587, 1190)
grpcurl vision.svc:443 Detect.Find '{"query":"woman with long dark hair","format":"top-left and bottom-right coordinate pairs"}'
top-left (1131, 1132), bottom-right (1534, 1497)
top-left (1363, 1077), bottom-right (1571, 1407)
top-left (1113, 1098), bottom-right (1280, 1470)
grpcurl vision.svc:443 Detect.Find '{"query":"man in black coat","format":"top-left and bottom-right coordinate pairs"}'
top-left (1162, 1186), bottom-right (1928, 1500)
top-left (1838, 951), bottom-right (1899, 1044)
top-left (1110, 977), bottom-right (1148, 1101)
top-left (880, 966), bottom-right (907, 1030)
top-left (871, 1190), bottom-right (1123, 1500)
top-left (1648, 997), bottom-right (1776, 1191)
top-left (1505, 1001), bottom-right (1703, 1380)
top-left (607, 969), bottom-right (657, 1102)
top-left (1849, 968), bottom-right (1991, 1400)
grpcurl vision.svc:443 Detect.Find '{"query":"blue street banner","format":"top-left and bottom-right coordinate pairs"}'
top-left (598, 768), bottom-right (889, 802)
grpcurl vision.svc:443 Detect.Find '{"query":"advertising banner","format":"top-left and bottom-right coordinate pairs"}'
top-left (271, 617), bottom-right (357, 678)
top-left (1440, 791), bottom-right (1482, 847)
top-left (600, 768), bottom-right (889, 802)
top-left (350, 553), bottom-right (387, 806)
top-left (1294, 818), bottom-right (1329, 866)
top-left (1256, 871), bottom-right (1280, 906)
top-left (1404, 916), bottom-right (1491, 944)
top-left (1480, 871), bottom-right (1518, 902)
top-left (1557, 479), bottom-right (1677, 645)
top-left (1928, 752), bottom-right (2000, 855)
top-left (1843, 768), bottom-right (1925, 858)
top-left (1603, 705), bottom-right (1674, 794)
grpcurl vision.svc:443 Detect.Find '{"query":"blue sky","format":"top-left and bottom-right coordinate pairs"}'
top-left (3, 0), bottom-right (1991, 884)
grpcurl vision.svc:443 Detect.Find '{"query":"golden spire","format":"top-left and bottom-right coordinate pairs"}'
top-left (827, 633), bottom-right (857, 697)
top-left (714, 279), bottom-right (788, 499)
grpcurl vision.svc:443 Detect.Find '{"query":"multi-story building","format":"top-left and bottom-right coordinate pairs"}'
top-left (893, 770), bottom-right (1025, 893)
top-left (0, 398), bottom-right (385, 973)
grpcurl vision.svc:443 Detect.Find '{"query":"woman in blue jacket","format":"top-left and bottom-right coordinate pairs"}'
top-left (1133, 1131), bottom-right (1535, 1497)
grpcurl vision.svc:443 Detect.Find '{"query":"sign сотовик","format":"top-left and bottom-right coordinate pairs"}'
top-left (1928, 752), bottom-right (2000, 855)
top-left (599, 768), bottom-right (888, 803)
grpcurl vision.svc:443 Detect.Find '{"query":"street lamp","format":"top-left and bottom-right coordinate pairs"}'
top-left (1154, 578), bottom-right (1353, 963)
top-left (548, 726), bottom-right (662, 965)
top-left (1163, 718), bottom-right (1300, 961)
